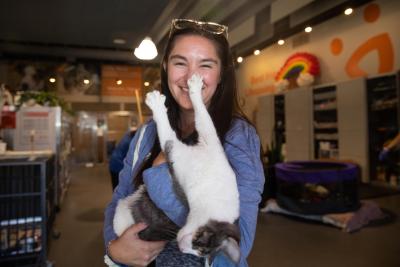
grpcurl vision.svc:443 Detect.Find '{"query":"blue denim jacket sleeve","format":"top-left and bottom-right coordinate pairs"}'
top-left (143, 163), bottom-right (189, 226)
top-left (103, 129), bottom-right (139, 248)
top-left (144, 119), bottom-right (265, 267)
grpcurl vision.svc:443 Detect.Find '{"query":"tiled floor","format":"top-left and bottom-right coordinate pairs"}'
top-left (48, 164), bottom-right (400, 267)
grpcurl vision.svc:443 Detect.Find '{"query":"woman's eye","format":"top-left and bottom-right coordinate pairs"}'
top-left (200, 65), bottom-right (212, 69)
top-left (174, 62), bottom-right (185, 66)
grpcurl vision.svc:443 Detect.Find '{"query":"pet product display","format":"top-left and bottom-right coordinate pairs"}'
top-left (275, 161), bottom-right (360, 215)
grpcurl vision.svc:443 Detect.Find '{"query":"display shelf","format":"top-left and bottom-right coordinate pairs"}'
top-left (57, 113), bottom-right (73, 206)
top-left (274, 94), bottom-right (285, 145)
top-left (314, 101), bottom-right (337, 111)
top-left (314, 122), bottom-right (338, 129)
top-left (367, 73), bottom-right (399, 184)
top-left (313, 86), bottom-right (338, 159)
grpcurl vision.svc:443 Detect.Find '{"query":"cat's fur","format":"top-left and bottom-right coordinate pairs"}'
top-left (113, 74), bottom-right (241, 263)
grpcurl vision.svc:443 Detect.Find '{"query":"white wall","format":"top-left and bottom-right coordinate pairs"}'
top-left (236, 0), bottom-right (400, 119)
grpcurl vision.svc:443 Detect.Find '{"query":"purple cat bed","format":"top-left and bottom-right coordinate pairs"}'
top-left (275, 161), bottom-right (360, 215)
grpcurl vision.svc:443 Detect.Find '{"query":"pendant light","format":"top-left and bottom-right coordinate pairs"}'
top-left (134, 37), bottom-right (158, 60)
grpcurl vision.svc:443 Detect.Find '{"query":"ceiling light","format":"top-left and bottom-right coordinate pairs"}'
top-left (134, 37), bottom-right (158, 60)
top-left (254, 50), bottom-right (260, 56)
top-left (277, 39), bottom-right (285, 45)
top-left (83, 79), bottom-right (90, 85)
top-left (144, 82), bottom-right (150, 87)
top-left (49, 77), bottom-right (56, 83)
top-left (116, 79), bottom-right (123, 85)
top-left (237, 57), bottom-right (243, 63)
top-left (113, 38), bottom-right (126, 44)
top-left (344, 8), bottom-right (353, 15)
top-left (304, 26), bottom-right (312, 33)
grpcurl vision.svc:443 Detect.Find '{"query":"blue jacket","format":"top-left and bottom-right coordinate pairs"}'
top-left (109, 131), bottom-right (136, 173)
top-left (104, 119), bottom-right (265, 266)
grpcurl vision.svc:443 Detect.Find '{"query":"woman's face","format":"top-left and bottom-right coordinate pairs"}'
top-left (166, 35), bottom-right (221, 112)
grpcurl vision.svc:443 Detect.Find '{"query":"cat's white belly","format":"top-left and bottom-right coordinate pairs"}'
top-left (113, 185), bottom-right (146, 236)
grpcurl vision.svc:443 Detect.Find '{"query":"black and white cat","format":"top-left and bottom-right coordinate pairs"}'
top-left (113, 74), bottom-right (241, 263)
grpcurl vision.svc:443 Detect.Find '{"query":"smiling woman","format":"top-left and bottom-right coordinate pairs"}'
top-left (166, 35), bottom-right (221, 112)
top-left (103, 19), bottom-right (265, 267)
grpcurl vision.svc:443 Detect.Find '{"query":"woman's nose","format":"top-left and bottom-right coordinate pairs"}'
top-left (185, 67), bottom-right (200, 82)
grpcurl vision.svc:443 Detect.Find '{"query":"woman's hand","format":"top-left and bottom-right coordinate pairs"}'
top-left (152, 152), bottom-right (166, 166)
top-left (108, 223), bottom-right (166, 267)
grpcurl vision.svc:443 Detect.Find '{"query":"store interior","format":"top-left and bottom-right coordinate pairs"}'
top-left (0, 0), bottom-right (399, 266)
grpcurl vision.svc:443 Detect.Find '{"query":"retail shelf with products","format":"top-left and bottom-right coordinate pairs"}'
top-left (312, 85), bottom-right (338, 160)
top-left (366, 72), bottom-right (400, 185)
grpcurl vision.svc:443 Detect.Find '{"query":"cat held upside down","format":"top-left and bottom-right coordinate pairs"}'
top-left (113, 74), bottom-right (241, 264)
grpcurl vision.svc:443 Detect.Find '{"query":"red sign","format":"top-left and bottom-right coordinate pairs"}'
top-left (0, 111), bottom-right (16, 129)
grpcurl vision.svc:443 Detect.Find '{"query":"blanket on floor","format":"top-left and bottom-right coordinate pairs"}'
top-left (260, 199), bottom-right (387, 233)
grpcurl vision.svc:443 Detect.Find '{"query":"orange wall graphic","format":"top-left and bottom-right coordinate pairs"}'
top-left (331, 3), bottom-right (394, 78)
top-left (344, 33), bottom-right (394, 77)
top-left (238, 0), bottom-right (399, 98)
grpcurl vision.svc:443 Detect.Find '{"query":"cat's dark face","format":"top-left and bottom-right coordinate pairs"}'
top-left (190, 220), bottom-right (241, 264)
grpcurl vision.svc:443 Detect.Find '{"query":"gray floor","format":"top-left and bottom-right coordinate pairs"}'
top-left (48, 164), bottom-right (400, 267)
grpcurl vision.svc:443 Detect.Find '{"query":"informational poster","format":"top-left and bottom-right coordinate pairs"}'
top-left (14, 107), bottom-right (59, 152)
top-left (101, 65), bottom-right (142, 96)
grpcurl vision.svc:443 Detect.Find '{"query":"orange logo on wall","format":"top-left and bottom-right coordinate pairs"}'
top-left (330, 3), bottom-right (394, 78)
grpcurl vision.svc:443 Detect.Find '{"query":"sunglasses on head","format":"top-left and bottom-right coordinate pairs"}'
top-left (170, 19), bottom-right (228, 38)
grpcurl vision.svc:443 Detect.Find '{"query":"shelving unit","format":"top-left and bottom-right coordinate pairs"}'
top-left (0, 155), bottom-right (55, 267)
top-left (312, 85), bottom-right (338, 160)
top-left (366, 73), bottom-right (400, 184)
top-left (274, 94), bottom-right (285, 145)
top-left (57, 113), bottom-right (73, 206)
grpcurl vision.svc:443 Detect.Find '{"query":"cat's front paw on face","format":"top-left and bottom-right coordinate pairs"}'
top-left (145, 90), bottom-right (166, 112)
top-left (188, 74), bottom-right (203, 95)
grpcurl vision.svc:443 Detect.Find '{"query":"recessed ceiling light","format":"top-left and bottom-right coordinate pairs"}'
top-left (144, 82), bottom-right (150, 87)
top-left (344, 8), bottom-right (353, 15)
top-left (237, 57), bottom-right (243, 63)
top-left (49, 77), bottom-right (56, 83)
top-left (304, 26), bottom-right (312, 33)
top-left (83, 79), bottom-right (90, 85)
top-left (116, 79), bottom-right (123, 85)
top-left (277, 39), bottom-right (285, 45)
top-left (113, 38), bottom-right (126, 44)
top-left (254, 50), bottom-right (260, 56)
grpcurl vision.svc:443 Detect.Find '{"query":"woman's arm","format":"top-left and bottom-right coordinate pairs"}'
top-left (384, 132), bottom-right (400, 151)
top-left (213, 120), bottom-right (265, 267)
top-left (104, 128), bottom-right (142, 246)
top-left (103, 123), bottom-right (167, 266)
top-left (143, 162), bottom-right (189, 226)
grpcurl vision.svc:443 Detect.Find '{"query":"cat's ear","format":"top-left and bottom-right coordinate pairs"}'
top-left (220, 237), bottom-right (240, 264)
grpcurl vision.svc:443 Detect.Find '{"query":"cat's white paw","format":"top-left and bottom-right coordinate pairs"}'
top-left (188, 74), bottom-right (203, 95)
top-left (145, 90), bottom-right (166, 112)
